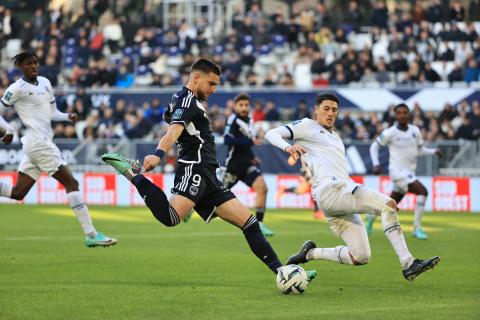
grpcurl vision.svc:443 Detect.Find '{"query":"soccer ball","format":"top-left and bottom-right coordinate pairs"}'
top-left (276, 264), bottom-right (309, 294)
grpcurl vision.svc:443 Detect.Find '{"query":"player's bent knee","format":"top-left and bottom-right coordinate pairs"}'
top-left (353, 251), bottom-right (371, 265)
top-left (386, 199), bottom-right (396, 209)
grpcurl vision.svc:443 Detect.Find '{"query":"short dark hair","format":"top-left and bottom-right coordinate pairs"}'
top-left (234, 93), bottom-right (251, 103)
top-left (315, 92), bottom-right (339, 106)
top-left (12, 51), bottom-right (39, 66)
top-left (394, 103), bottom-right (409, 113)
top-left (190, 58), bottom-right (221, 75)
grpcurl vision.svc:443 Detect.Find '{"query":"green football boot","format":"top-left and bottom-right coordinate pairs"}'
top-left (101, 153), bottom-right (141, 180)
top-left (259, 222), bottom-right (274, 237)
top-left (85, 232), bottom-right (117, 248)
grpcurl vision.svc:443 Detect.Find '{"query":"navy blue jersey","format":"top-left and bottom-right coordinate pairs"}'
top-left (223, 113), bottom-right (256, 171)
top-left (164, 87), bottom-right (217, 165)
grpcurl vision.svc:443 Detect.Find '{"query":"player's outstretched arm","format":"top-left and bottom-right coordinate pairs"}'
top-left (143, 123), bottom-right (184, 172)
top-left (265, 126), bottom-right (305, 161)
top-left (369, 140), bottom-right (382, 175)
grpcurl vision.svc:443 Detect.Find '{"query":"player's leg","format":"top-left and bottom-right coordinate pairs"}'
top-left (249, 174), bottom-right (273, 237)
top-left (355, 186), bottom-right (440, 279)
top-left (0, 172), bottom-right (36, 200)
top-left (408, 180), bottom-right (429, 239)
top-left (214, 198), bottom-right (282, 273)
top-left (102, 153), bottom-right (186, 227)
top-left (52, 165), bottom-right (117, 247)
top-left (288, 213), bottom-right (371, 266)
top-left (366, 191), bottom-right (404, 236)
top-left (213, 197), bottom-right (320, 278)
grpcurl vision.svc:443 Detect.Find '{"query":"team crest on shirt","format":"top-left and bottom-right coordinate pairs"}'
top-left (44, 86), bottom-right (49, 92)
top-left (412, 132), bottom-right (416, 138)
top-left (189, 186), bottom-right (199, 196)
top-left (172, 109), bottom-right (184, 120)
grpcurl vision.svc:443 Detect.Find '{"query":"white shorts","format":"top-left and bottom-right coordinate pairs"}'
top-left (390, 169), bottom-right (417, 194)
top-left (313, 180), bottom-right (391, 217)
top-left (19, 138), bottom-right (66, 180)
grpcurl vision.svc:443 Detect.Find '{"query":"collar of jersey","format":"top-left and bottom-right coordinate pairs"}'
top-left (22, 77), bottom-right (39, 86)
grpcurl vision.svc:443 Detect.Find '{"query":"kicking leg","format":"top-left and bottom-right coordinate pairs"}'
top-left (251, 175), bottom-right (273, 236)
top-left (408, 180), bottom-right (428, 240)
top-left (53, 165), bottom-right (117, 247)
top-left (0, 172), bottom-right (35, 200)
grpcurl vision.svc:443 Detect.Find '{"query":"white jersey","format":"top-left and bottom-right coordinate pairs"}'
top-left (285, 118), bottom-right (356, 192)
top-left (1, 76), bottom-right (57, 142)
top-left (376, 124), bottom-right (423, 172)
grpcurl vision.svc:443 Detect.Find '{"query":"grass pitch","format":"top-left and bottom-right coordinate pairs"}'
top-left (0, 205), bottom-right (479, 320)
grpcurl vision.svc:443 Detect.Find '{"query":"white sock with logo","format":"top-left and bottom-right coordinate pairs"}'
top-left (414, 195), bottom-right (426, 231)
top-left (67, 191), bottom-right (97, 237)
top-left (306, 246), bottom-right (354, 265)
top-left (0, 182), bottom-right (13, 198)
top-left (381, 205), bottom-right (414, 269)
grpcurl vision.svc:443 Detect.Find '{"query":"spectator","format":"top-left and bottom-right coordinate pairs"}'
top-left (427, 0), bottom-right (444, 23)
top-left (450, 0), bottom-right (466, 21)
top-left (265, 101), bottom-right (280, 121)
top-left (464, 58), bottom-right (479, 83)
top-left (252, 100), bottom-right (266, 122)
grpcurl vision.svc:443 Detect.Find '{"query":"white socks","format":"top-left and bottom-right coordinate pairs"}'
top-left (414, 195), bottom-right (426, 231)
top-left (381, 205), bottom-right (414, 269)
top-left (306, 246), bottom-right (354, 265)
top-left (67, 191), bottom-right (97, 237)
top-left (0, 182), bottom-right (13, 197)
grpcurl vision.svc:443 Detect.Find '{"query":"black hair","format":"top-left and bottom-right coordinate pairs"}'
top-left (190, 58), bottom-right (221, 76)
top-left (315, 92), bottom-right (339, 106)
top-left (234, 92), bottom-right (251, 103)
top-left (12, 51), bottom-right (39, 66)
top-left (394, 103), bottom-right (409, 113)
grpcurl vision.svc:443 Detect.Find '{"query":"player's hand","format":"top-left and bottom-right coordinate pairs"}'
top-left (285, 144), bottom-right (305, 161)
top-left (373, 165), bottom-right (381, 175)
top-left (68, 113), bottom-right (79, 123)
top-left (435, 149), bottom-right (443, 158)
top-left (2, 133), bottom-right (13, 145)
top-left (253, 138), bottom-right (263, 145)
top-left (143, 154), bottom-right (161, 172)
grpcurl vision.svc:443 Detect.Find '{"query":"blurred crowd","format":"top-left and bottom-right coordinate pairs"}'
top-left (0, 0), bottom-right (479, 90)
top-left (0, 0), bottom-right (479, 143)
top-left (1, 86), bottom-right (479, 143)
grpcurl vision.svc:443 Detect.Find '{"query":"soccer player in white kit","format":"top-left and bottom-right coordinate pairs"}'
top-left (0, 51), bottom-right (117, 248)
top-left (265, 92), bottom-right (440, 280)
top-left (369, 103), bottom-right (442, 240)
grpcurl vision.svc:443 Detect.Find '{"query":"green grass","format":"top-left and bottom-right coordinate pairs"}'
top-left (0, 205), bottom-right (479, 320)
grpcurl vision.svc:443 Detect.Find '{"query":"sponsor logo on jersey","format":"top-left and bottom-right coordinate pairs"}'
top-left (4, 91), bottom-right (12, 101)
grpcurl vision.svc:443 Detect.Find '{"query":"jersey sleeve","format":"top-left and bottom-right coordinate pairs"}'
top-left (376, 129), bottom-right (392, 146)
top-left (285, 118), bottom-right (311, 140)
top-left (1, 84), bottom-right (20, 107)
top-left (169, 96), bottom-right (198, 126)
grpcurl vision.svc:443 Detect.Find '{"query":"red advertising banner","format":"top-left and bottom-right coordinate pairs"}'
top-left (432, 177), bottom-right (470, 211)
top-left (379, 176), bottom-right (416, 210)
top-left (0, 172), bottom-right (19, 204)
top-left (37, 174), bottom-right (67, 204)
top-left (351, 176), bottom-right (365, 184)
top-left (275, 175), bottom-right (313, 209)
top-left (84, 173), bottom-right (117, 205)
top-left (130, 174), bottom-right (164, 206)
